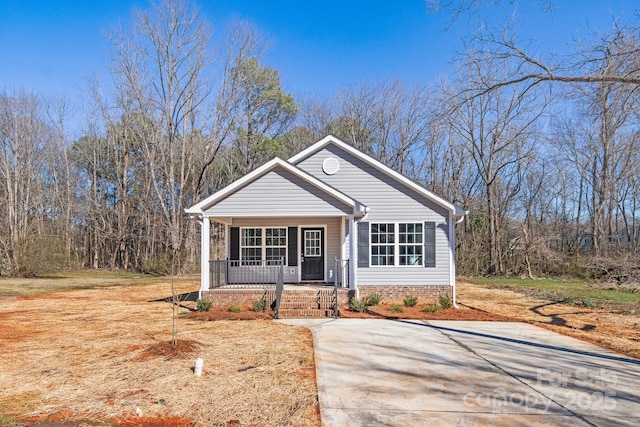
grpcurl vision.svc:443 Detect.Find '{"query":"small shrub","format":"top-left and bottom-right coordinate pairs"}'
top-left (364, 293), bottom-right (383, 306)
top-left (252, 298), bottom-right (267, 312)
top-left (582, 299), bottom-right (597, 308)
top-left (228, 305), bottom-right (242, 313)
top-left (403, 295), bottom-right (418, 307)
top-left (438, 295), bottom-right (452, 309)
top-left (560, 296), bottom-right (575, 304)
top-left (350, 297), bottom-right (368, 313)
top-left (196, 298), bottom-right (213, 312)
top-left (390, 303), bottom-right (404, 313)
top-left (422, 304), bottom-right (440, 313)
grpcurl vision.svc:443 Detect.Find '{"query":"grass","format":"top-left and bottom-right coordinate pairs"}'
top-left (466, 277), bottom-right (640, 310)
top-left (0, 280), bottom-right (319, 426)
top-left (0, 413), bottom-right (17, 426)
top-left (0, 269), bottom-right (176, 297)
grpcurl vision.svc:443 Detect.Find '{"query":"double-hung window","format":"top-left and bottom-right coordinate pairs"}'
top-left (265, 228), bottom-right (287, 265)
top-left (240, 227), bottom-right (286, 265)
top-left (371, 223), bottom-right (395, 266)
top-left (370, 222), bottom-right (424, 267)
top-left (399, 223), bottom-right (423, 266)
top-left (241, 228), bottom-right (262, 265)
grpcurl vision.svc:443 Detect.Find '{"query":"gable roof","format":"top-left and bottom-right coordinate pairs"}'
top-left (185, 157), bottom-right (368, 216)
top-left (289, 135), bottom-right (467, 217)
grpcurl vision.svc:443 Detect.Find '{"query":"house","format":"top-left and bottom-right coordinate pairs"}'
top-left (185, 135), bottom-right (467, 312)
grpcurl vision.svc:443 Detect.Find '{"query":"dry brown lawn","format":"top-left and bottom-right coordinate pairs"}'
top-left (456, 281), bottom-right (640, 359)
top-left (0, 279), bottom-right (320, 426)
top-left (1, 275), bottom-right (638, 426)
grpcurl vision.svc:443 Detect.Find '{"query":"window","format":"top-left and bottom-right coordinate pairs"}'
top-left (265, 228), bottom-right (287, 265)
top-left (399, 223), bottom-right (423, 266)
top-left (241, 228), bottom-right (262, 264)
top-left (370, 223), bottom-right (423, 267)
top-left (240, 227), bottom-right (286, 265)
top-left (304, 230), bottom-right (322, 257)
top-left (371, 223), bottom-right (395, 266)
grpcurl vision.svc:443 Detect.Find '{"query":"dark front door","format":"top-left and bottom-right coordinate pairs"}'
top-left (301, 228), bottom-right (324, 281)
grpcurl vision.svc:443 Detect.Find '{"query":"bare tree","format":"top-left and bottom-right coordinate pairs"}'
top-left (444, 53), bottom-right (547, 275)
top-left (0, 91), bottom-right (50, 275)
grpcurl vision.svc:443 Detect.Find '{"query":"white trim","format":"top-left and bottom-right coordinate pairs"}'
top-left (340, 216), bottom-right (346, 262)
top-left (289, 135), bottom-right (467, 217)
top-left (200, 218), bottom-right (210, 295)
top-left (449, 213), bottom-right (459, 308)
top-left (369, 222), bottom-right (425, 268)
top-left (238, 226), bottom-right (288, 265)
top-left (185, 157), bottom-right (367, 215)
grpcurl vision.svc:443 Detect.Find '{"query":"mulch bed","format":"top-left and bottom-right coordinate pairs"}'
top-left (184, 303), bottom-right (517, 322)
top-left (184, 307), bottom-right (273, 321)
top-left (338, 303), bottom-right (518, 321)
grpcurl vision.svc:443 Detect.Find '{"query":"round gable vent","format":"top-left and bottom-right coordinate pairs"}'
top-left (322, 157), bottom-right (340, 175)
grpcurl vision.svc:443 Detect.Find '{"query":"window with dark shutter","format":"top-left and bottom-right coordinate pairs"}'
top-left (287, 227), bottom-right (297, 266)
top-left (358, 221), bottom-right (369, 267)
top-left (424, 221), bottom-right (436, 268)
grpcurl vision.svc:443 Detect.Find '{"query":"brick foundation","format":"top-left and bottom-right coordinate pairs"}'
top-left (201, 289), bottom-right (277, 307)
top-left (355, 285), bottom-right (452, 304)
top-left (201, 288), bottom-right (350, 308)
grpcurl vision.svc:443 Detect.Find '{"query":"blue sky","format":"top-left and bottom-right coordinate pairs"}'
top-left (1, 1), bottom-right (638, 135)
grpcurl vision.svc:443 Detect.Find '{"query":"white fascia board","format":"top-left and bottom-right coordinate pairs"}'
top-left (288, 134), bottom-right (337, 163)
top-left (185, 157), bottom-right (367, 215)
top-left (289, 134), bottom-right (467, 217)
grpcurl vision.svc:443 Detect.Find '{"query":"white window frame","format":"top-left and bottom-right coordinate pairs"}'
top-left (398, 223), bottom-right (423, 266)
top-left (240, 227), bottom-right (287, 265)
top-left (370, 222), bottom-right (424, 267)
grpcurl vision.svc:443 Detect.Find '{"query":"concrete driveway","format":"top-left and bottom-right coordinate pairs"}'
top-left (278, 319), bottom-right (640, 427)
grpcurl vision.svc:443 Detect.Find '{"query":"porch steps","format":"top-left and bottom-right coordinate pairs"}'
top-left (277, 289), bottom-right (343, 319)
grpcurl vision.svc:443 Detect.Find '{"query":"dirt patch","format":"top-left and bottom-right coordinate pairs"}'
top-left (0, 280), bottom-right (319, 427)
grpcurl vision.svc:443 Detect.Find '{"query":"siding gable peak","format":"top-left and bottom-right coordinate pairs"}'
top-left (289, 135), bottom-right (467, 218)
top-left (185, 157), bottom-right (367, 216)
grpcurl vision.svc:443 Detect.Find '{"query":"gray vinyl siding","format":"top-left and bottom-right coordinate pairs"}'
top-left (230, 217), bottom-right (343, 283)
top-left (203, 168), bottom-right (352, 217)
top-left (296, 145), bottom-right (451, 286)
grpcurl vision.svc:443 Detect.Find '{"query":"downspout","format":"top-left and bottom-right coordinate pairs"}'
top-left (451, 213), bottom-right (466, 309)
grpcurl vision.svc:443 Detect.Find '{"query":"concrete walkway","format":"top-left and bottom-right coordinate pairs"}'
top-left (278, 319), bottom-right (640, 427)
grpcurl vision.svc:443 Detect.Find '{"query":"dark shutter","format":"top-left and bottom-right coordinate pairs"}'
top-left (358, 221), bottom-right (369, 268)
top-left (230, 227), bottom-right (240, 261)
top-left (287, 227), bottom-right (298, 266)
top-left (424, 221), bottom-right (436, 268)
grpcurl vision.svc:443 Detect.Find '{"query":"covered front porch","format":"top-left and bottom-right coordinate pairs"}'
top-left (198, 215), bottom-right (357, 293)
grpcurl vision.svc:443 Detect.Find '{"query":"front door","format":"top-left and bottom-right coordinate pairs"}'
top-left (301, 228), bottom-right (324, 281)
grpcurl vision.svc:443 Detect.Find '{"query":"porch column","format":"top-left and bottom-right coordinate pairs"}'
top-left (348, 214), bottom-right (357, 293)
top-left (200, 217), bottom-right (210, 294)
top-left (340, 216), bottom-right (346, 260)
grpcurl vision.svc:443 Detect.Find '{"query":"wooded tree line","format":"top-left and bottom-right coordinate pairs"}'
top-left (2, 0), bottom-right (640, 280)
